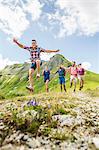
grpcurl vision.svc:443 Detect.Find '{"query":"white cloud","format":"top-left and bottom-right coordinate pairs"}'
top-left (0, 0), bottom-right (43, 38)
top-left (47, 0), bottom-right (99, 37)
top-left (0, 0), bottom-right (99, 39)
top-left (40, 53), bottom-right (55, 61)
top-left (23, 0), bottom-right (43, 21)
top-left (82, 62), bottom-right (91, 70)
top-left (0, 54), bottom-right (19, 70)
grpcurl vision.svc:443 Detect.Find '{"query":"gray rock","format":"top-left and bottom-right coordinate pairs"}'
top-left (26, 138), bottom-right (41, 148)
top-left (92, 137), bottom-right (99, 149)
top-left (15, 133), bottom-right (24, 141)
top-left (1, 144), bottom-right (13, 150)
top-left (23, 135), bottom-right (29, 141)
top-left (0, 125), bottom-right (5, 130)
top-left (52, 115), bottom-right (75, 127)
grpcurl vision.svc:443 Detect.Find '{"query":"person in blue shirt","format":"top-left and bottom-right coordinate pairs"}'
top-left (56, 65), bottom-right (66, 92)
top-left (42, 66), bottom-right (50, 92)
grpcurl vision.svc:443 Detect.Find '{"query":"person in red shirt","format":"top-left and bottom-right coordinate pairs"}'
top-left (77, 64), bottom-right (85, 90)
top-left (13, 38), bottom-right (59, 92)
top-left (68, 61), bottom-right (78, 92)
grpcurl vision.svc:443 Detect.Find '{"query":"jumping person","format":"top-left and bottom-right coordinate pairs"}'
top-left (56, 65), bottom-right (66, 92)
top-left (13, 38), bottom-right (59, 91)
top-left (77, 64), bottom-right (85, 90)
top-left (42, 66), bottom-right (50, 92)
top-left (69, 61), bottom-right (78, 92)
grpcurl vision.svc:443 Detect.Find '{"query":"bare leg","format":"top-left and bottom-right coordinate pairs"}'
top-left (81, 79), bottom-right (84, 88)
top-left (29, 68), bottom-right (34, 89)
top-left (74, 79), bottom-right (77, 92)
top-left (45, 80), bottom-right (49, 92)
top-left (60, 84), bottom-right (62, 92)
top-left (36, 59), bottom-right (40, 77)
top-left (70, 79), bottom-right (73, 88)
top-left (63, 84), bottom-right (66, 92)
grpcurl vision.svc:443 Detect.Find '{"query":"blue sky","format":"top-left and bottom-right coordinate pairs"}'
top-left (0, 0), bottom-right (99, 73)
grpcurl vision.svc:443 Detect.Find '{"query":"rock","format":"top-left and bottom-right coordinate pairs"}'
top-left (1, 144), bottom-right (13, 150)
top-left (92, 137), bottom-right (99, 149)
top-left (15, 133), bottom-right (24, 142)
top-left (52, 115), bottom-right (75, 127)
top-left (22, 134), bottom-right (29, 141)
top-left (26, 138), bottom-right (41, 148)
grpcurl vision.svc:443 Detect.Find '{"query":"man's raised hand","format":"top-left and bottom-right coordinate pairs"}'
top-left (13, 38), bottom-right (18, 43)
top-left (56, 49), bottom-right (60, 52)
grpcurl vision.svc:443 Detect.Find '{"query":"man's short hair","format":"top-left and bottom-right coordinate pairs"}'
top-left (32, 39), bottom-right (36, 42)
top-left (73, 61), bottom-right (76, 64)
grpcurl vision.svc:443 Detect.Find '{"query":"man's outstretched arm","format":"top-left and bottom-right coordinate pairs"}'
top-left (13, 38), bottom-right (25, 49)
top-left (41, 49), bottom-right (60, 53)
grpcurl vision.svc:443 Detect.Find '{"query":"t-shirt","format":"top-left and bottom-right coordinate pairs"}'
top-left (24, 46), bottom-right (45, 62)
top-left (43, 70), bottom-right (50, 80)
top-left (57, 68), bottom-right (66, 77)
top-left (70, 66), bottom-right (78, 75)
top-left (77, 68), bottom-right (85, 75)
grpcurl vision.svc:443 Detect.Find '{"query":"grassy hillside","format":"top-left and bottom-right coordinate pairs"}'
top-left (0, 54), bottom-right (99, 99)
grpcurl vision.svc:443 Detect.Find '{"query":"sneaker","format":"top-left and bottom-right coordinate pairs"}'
top-left (26, 86), bottom-right (33, 92)
top-left (36, 73), bottom-right (40, 78)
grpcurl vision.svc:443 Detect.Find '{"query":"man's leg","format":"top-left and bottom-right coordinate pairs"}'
top-left (36, 59), bottom-right (40, 77)
top-left (45, 80), bottom-right (49, 92)
top-left (81, 77), bottom-right (84, 89)
top-left (28, 68), bottom-right (34, 89)
top-left (78, 76), bottom-right (82, 90)
top-left (60, 84), bottom-right (62, 92)
top-left (63, 84), bottom-right (66, 92)
top-left (70, 76), bottom-right (73, 88)
top-left (74, 78), bottom-right (77, 92)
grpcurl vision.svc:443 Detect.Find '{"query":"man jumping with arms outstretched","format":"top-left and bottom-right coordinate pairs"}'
top-left (13, 38), bottom-right (59, 92)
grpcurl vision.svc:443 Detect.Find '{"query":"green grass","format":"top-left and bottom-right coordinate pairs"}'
top-left (0, 54), bottom-right (98, 98)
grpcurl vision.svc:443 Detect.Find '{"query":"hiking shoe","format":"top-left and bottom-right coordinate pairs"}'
top-left (79, 87), bottom-right (82, 91)
top-left (26, 86), bottom-right (33, 92)
top-left (36, 73), bottom-right (40, 78)
top-left (73, 89), bottom-right (76, 92)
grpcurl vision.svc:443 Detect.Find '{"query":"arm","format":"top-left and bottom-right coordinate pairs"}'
top-left (42, 70), bottom-right (44, 76)
top-left (55, 70), bottom-right (58, 74)
top-left (13, 38), bottom-right (25, 49)
top-left (41, 49), bottom-right (60, 53)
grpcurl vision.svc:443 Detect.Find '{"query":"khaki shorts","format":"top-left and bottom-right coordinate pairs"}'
top-left (78, 75), bottom-right (84, 81)
top-left (70, 75), bottom-right (77, 83)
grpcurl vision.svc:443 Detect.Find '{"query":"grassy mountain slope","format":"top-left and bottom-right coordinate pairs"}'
top-left (0, 54), bottom-right (99, 99)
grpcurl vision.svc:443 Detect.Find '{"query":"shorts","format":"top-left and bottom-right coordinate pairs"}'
top-left (59, 77), bottom-right (65, 84)
top-left (70, 75), bottom-right (77, 83)
top-left (78, 75), bottom-right (84, 81)
top-left (44, 78), bottom-right (50, 83)
top-left (30, 61), bottom-right (42, 70)
top-left (30, 62), bottom-right (36, 70)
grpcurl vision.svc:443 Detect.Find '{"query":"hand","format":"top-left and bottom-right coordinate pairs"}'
top-left (13, 38), bottom-right (18, 43)
top-left (56, 49), bottom-right (60, 52)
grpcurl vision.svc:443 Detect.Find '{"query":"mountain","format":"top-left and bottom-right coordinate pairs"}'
top-left (0, 54), bottom-right (99, 99)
